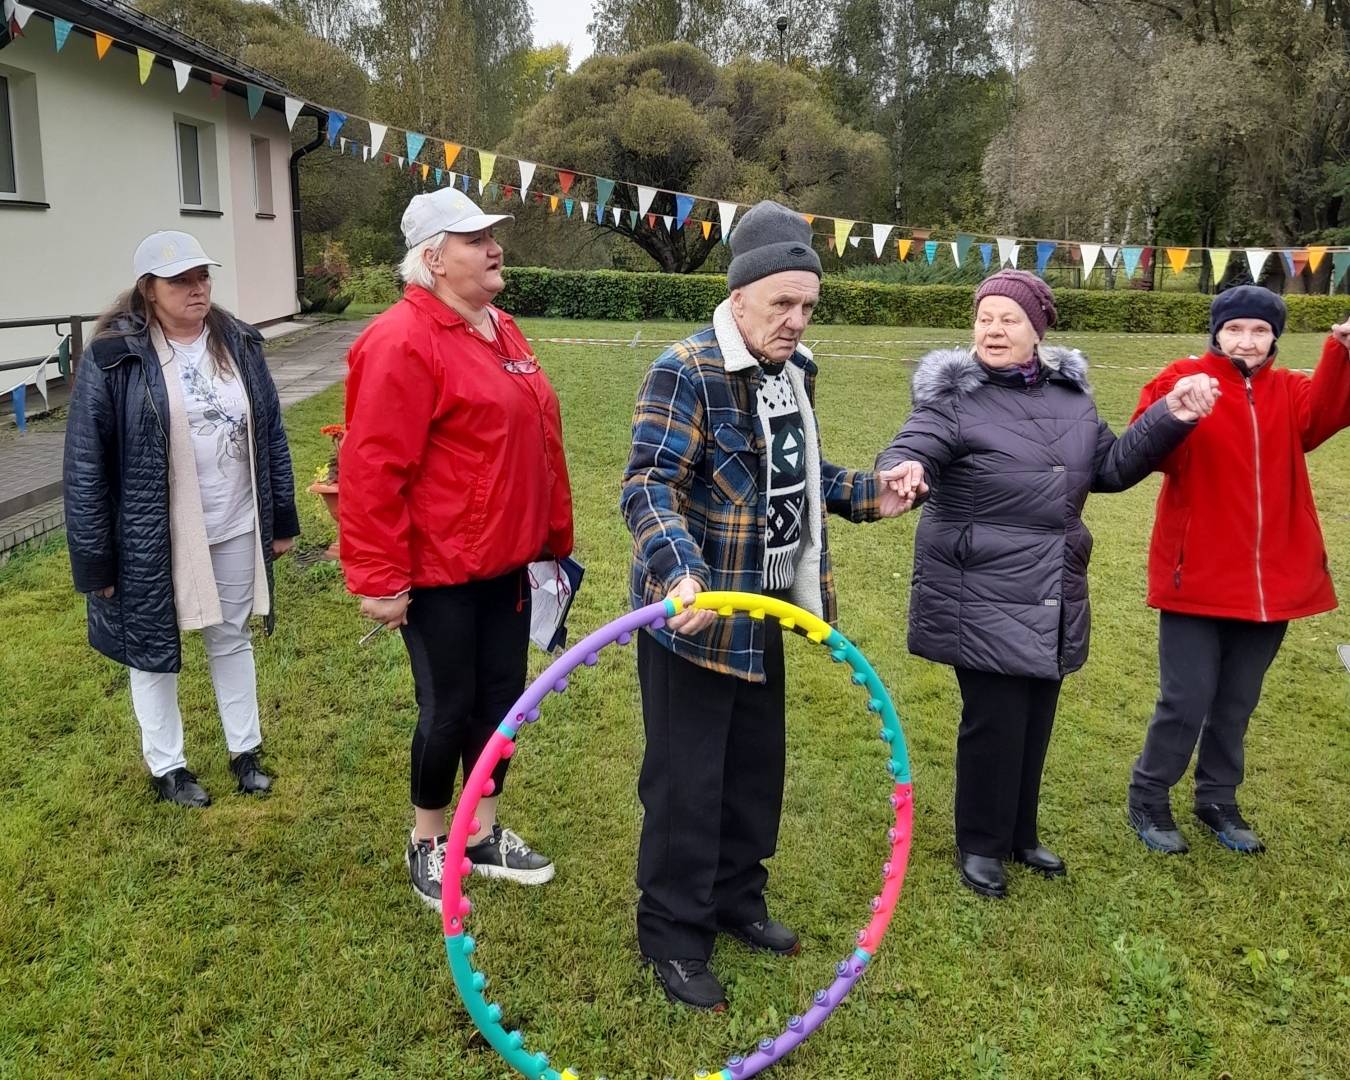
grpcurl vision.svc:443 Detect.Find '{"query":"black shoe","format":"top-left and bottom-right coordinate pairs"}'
top-left (719, 919), bottom-right (801, 957)
top-left (405, 830), bottom-right (446, 912)
top-left (465, 824), bottom-right (555, 885)
top-left (1128, 804), bottom-right (1189, 854)
top-left (151, 767), bottom-right (211, 808)
top-left (1195, 803), bottom-right (1265, 854)
top-left (643, 956), bottom-right (727, 1012)
top-left (1009, 846), bottom-right (1066, 878)
top-left (229, 750), bottom-right (272, 794)
top-left (957, 850), bottom-right (1007, 898)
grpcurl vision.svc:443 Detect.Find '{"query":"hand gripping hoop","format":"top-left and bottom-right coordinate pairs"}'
top-left (442, 592), bottom-right (914, 1080)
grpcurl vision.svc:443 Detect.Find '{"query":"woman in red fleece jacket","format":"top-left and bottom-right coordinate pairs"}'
top-left (1127, 285), bottom-right (1350, 855)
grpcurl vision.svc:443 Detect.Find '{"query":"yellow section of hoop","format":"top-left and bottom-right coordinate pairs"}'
top-left (686, 590), bottom-right (834, 644)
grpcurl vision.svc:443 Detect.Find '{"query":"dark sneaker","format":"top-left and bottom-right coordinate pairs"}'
top-left (643, 956), bottom-right (727, 1012)
top-left (1195, 803), bottom-right (1265, 854)
top-left (229, 750), bottom-right (272, 794)
top-left (1129, 805), bottom-right (1189, 854)
top-left (1008, 846), bottom-right (1066, 878)
top-left (465, 825), bottom-right (555, 885)
top-left (405, 830), bottom-right (446, 912)
top-left (151, 767), bottom-right (211, 808)
top-left (719, 919), bottom-right (801, 956)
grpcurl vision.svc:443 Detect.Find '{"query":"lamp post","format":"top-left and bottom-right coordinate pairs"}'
top-left (776, 15), bottom-right (788, 66)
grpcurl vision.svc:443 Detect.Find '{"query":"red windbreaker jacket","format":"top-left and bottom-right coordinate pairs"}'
top-left (1133, 336), bottom-right (1350, 622)
top-left (340, 286), bottom-right (573, 598)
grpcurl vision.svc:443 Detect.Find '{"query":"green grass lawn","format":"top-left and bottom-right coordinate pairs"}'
top-left (2, 322), bottom-right (1349, 1079)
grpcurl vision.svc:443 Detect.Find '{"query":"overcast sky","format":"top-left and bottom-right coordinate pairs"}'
top-left (530, 0), bottom-right (595, 67)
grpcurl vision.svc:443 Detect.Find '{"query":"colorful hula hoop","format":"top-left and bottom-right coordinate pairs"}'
top-left (442, 591), bottom-right (913, 1080)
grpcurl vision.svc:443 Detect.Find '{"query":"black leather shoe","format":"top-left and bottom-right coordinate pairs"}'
top-left (229, 750), bottom-right (272, 794)
top-left (1009, 846), bottom-right (1066, 878)
top-left (643, 956), bottom-right (727, 1012)
top-left (152, 767), bottom-right (211, 808)
top-left (1128, 804), bottom-right (1189, 854)
top-left (719, 919), bottom-right (801, 957)
top-left (1195, 803), bottom-right (1264, 854)
top-left (957, 850), bottom-right (1006, 898)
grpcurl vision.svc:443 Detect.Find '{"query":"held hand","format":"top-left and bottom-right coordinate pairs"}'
top-left (1165, 374), bottom-right (1221, 423)
top-left (361, 592), bottom-right (411, 630)
top-left (665, 575), bottom-right (717, 636)
top-left (272, 537), bottom-right (295, 557)
top-left (95, 586), bottom-right (115, 599)
top-left (1332, 320), bottom-right (1350, 349)
top-left (877, 461), bottom-right (928, 516)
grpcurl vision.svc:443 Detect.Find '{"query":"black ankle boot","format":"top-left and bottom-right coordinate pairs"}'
top-left (1009, 846), bottom-right (1066, 878)
top-left (957, 850), bottom-right (1007, 898)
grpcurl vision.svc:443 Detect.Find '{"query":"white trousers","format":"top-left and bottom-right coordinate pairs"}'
top-left (129, 531), bottom-right (261, 777)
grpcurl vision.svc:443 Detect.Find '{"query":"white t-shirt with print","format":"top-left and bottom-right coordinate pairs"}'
top-left (169, 329), bottom-right (255, 544)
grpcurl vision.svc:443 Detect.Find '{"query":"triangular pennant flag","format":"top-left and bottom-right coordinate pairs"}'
top-left (209, 73), bottom-right (225, 99)
top-left (718, 201), bottom-right (737, 243)
top-left (327, 112), bottom-right (347, 146)
top-left (978, 243), bottom-right (992, 268)
top-left (628, 210), bottom-right (639, 229)
top-left (246, 84), bottom-right (264, 118)
top-left (339, 137), bottom-right (347, 153)
top-left (1307, 246), bottom-right (1328, 273)
top-left (911, 228), bottom-right (931, 243)
top-left (549, 195), bottom-right (558, 212)
top-left (11, 383), bottom-right (24, 434)
top-left (421, 164), bottom-right (429, 180)
top-left (849, 236), bottom-right (861, 249)
top-left (435, 168), bottom-right (442, 184)
top-left (33, 360), bottom-right (47, 410)
top-left (997, 237), bottom-right (1018, 267)
top-left (802, 215), bottom-right (815, 225)
top-left (1290, 249), bottom-right (1310, 277)
top-left (172, 59), bottom-right (191, 92)
top-left (1281, 250), bottom-right (1296, 277)
top-left (674, 194), bottom-right (695, 229)
top-left (557, 171), bottom-right (575, 195)
top-left (95, 32), bottom-right (113, 59)
top-left (1121, 247), bottom-right (1143, 278)
top-left (701, 220), bottom-right (713, 240)
top-left (137, 49), bottom-right (155, 85)
top-left (460, 174), bottom-right (470, 191)
top-left (280, 97), bottom-right (301, 130)
top-left (397, 156), bottom-right (405, 169)
top-left (1035, 241), bottom-right (1057, 275)
top-left (52, 17), bottom-right (72, 50)
top-left (872, 223), bottom-right (894, 259)
top-left (566, 199), bottom-right (575, 217)
top-left (828, 236), bottom-right (836, 252)
top-left (950, 241), bottom-right (960, 263)
top-left (1166, 247), bottom-right (1190, 275)
top-left (478, 150), bottom-right (496, 187)
top-left (581, 201), bottom-right (590, 221)
top-left (954, 233), bottom-right (975, 267)
top-left (518, 161), bottom-right (536, 197)
top-left (1079, 244), bottom-right (1101, 275)
top-left (503, 185), bottom-right (513, 199)
top-left (1246, 248), bottom-right (1270, 281)
top-left (1332, 251), bottom-right (1350, 287)
top-left (1208, 248), bottom-right (1231, 284)
top-left (367, 123), bottom-right (386, 154)
top-left (8, 2), bottom-right (32, 28)
top-left (596, 178), bottom-right (615, 216)
top-left (648, 213), bottom-right (658, 229)
top-left (637, 186), bottom-right (658, 216)
top-left (612, 207), bottom-right (622, 225)
top-left (406, 133), bottom-right (426, 162)
top-left (1102, 245), bottom-right (1119, 269)
top-left (444, 142), bottom-right (460, 169)
top-left (661, 214), bottom-right (673, 231)
top-left (923, 239), bottom-right (938, 264)
top-left (834, 219), bottom-right (854, 253)
top-left (898, 239), bottom-right (912, 261)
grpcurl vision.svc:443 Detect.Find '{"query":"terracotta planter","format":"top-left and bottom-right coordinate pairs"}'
top-left (307, 481), bottom-right (341, 561)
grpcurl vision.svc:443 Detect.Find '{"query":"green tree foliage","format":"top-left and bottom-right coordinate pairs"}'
top-left (504, 42), bottom-right (891, 271)
top-left (589, 0), bottom-right (837, 65)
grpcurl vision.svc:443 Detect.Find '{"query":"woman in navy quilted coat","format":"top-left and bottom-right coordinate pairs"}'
top-left (63, 232), bottom-right (298, 808)
top-left (877, 270), bottom-right (1218, 898)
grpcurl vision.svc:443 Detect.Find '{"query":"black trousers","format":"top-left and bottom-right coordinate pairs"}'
top-left (400, 568), bottom-right (530, 811)
top-left (1129, 611), bottom-right (1287, 810)
top-left (953, 667), bottom-right (1063, 858)
top-left (635, 621), bottom-right (786, 961)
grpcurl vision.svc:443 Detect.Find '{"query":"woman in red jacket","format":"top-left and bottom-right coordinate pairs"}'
top-left (1127, 286), bottom-right (1350, 855)
top-left (341, 190), bottom-right (573, 911)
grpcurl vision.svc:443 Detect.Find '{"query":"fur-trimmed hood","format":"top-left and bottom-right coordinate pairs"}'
top-left (910, 345), bottom-right (1091, 408)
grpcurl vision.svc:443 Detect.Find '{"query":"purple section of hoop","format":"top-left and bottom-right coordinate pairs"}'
top-left (497, 602), bottom-right (670, 737)
top-left (728, 956), bottom-right (865, 1077)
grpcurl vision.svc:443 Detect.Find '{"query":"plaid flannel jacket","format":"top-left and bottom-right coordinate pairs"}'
top-left (621, 324), bottom-right (882, 681)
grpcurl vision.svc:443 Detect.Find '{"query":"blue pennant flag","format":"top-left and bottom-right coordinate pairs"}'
top-left (924, 240), bottom-right (938, 264)
top-left (406, 133), bottom-right (427, 162)
top-left (460, 174), bottom-right (470, 192)
top-left (1035, 241), bottom-right (1057, 276)
top-left (326, 111), bottom-right (346, 146)
top-left (674, 193), bottom-right (695, 229)
top-left (11, 383), bottom-right (26, 433)
top-left (1121, 246), bottom-right (1143, 279)
top-left (979, 243), bottom-right (993, 269)
top-left (435, 168), bottom-right (442, 184)
top-left (53, 18), bottom-right (73, 50)
top-left (564, 198), bottom-right (573, 217)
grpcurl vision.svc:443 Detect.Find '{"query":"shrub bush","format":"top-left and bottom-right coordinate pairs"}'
top-left (341, 265), bottom-right (402, 306)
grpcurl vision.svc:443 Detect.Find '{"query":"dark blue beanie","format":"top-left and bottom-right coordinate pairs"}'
top-left (1209, 285), bottom-right (1287, 355)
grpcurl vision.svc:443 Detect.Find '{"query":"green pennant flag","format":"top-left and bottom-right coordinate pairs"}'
top-left (1333, 251), bottom-right (1350, 288)
top-left (955, 233), bottom-right (975, 268)
top-left (246, 84), bottom-right (264, 118)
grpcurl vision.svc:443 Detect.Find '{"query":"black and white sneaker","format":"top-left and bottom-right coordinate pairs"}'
top-left (405, 830), bottom-right (446, 912)
top-left (465, 824), bottom-right (555, 885)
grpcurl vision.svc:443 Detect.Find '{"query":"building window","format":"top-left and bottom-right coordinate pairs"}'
top-left (177, 121), bottom-right (202, 205)
top-left (252, 136), bottom-right (274, 216)
top-left (0, 76), bottom-right (15, 195)
top-left (0, 65), bottom-right (44, 205)
top-left (174, 115), bottom-right (220, 214)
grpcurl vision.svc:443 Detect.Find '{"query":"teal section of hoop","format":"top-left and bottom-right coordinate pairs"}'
top-left (824, 629), bottom-right (910, 784)
top-left (447, 933), bottom-right (560, 1080)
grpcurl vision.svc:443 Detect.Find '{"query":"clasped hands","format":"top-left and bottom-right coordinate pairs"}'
top-left (878, 461), bottom-right (929, 516)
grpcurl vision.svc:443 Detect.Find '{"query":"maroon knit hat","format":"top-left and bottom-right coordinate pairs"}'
top-left (975, 269), bottom-right (1058, 339)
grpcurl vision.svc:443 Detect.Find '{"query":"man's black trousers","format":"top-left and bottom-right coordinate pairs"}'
top-left (635, 620), bottom-right (786, 961)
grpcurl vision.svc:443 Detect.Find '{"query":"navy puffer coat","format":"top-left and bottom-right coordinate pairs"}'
top-left (877, 346), bottom-right (1193, 680)
top-left (63, 317), bottom-right (299, 673)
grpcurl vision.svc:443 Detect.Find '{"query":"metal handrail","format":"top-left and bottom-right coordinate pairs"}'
top-left (0, 315), bottom-right (97, 331)
top-left (1, 314), bottom-right (96, 379)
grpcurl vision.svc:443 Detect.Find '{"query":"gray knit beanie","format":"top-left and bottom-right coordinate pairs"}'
top-left (726, 201), bottom-right (823, 290)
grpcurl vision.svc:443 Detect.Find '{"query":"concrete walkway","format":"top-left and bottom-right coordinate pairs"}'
top-left (0, 318), bottom-right (368, 562)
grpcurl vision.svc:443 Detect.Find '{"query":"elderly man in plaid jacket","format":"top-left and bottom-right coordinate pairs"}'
top-left (621, 200), bottom-right (910, 1011)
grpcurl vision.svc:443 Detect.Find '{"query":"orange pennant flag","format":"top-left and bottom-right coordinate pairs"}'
top-left (647, 213), bottom-right (657, 228)
top-left (701, 220), bottom-right (712, 240)
top-left (827, 236), bottom-right (836, 251)
top-left (557, 171), bottom-right (576, 195)
top-left (95, 33), bottom-right (113, 59)
top-left (1308, 246), bottom-right (1329, 272)
top-left (549, 195), bottom-right (558, 212)
top-left (421, 164), bottom-right (429, 180)
top-left (801, 214), bottom-right (815, 225)
top-left (898, 239), bottom-right (912, 261)
top-left (1165, 247), bottom-right (1190, 275)
top-left (1289, 249), bottom-right (1310, 277)
top-left (444, 143), bottom-right (461, 170)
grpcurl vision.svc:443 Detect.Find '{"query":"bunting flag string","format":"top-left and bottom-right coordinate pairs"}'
top-left (136, 47), bottom-right (154, 85)
top-left (1209, 248), bottom-right (1231, 284)
top-left (172, 58), bottom-right (191, 92)
top-left (898, 238), bottom-right (912, 261)
top-left (1165, 248), bottom-right (1190, 276)
top-left (52, 16), bottom-right (71, 50)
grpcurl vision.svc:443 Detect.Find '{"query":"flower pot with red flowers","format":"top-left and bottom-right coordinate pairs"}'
top-left (308, 424), bottom-right (344, 560)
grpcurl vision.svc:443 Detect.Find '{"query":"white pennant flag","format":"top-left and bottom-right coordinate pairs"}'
top-left (1079, 244), bottom-right (1101, 274)
top-left (872, 223), bottom-right (894, 258)
top-left (997, 237), bottom-right (1019, 267)
top-left (581, 201), bottom-right (590, 221)
top-left (284, 97), bottom-right (303, 131)
top-left (661, 214), bottom-right (674, 232)
top-left (171, 60), bottom-right (192, 93)
top-left (718, 201), bottom-right (738, 239)
top-left (339, 137), bottom-right (347, 153)
top-left (363, 145), bottom-right (370, 161)
top-left (612, 207), bottom-right (622, 225)
top-left (10, 3), bottom-right (33, 28)
top-left (1246, 248), bottom-right (1271, 281)
top-left (368, 123), bottom-right (387, 155)
top-left (518, 161), bottom-right (536, 198)
top-left (1102, 245), bottom-right (1119, 269)
top-left (948, 241), bottom-right (960, 264)
top-left (397, 156), bottom-right (404, 169)
top-left (848, 236), bottom-right (860, 248)
top-left (637, 186), bottom-right (658, 216)
top-left (447, 171), bottom-right (456, 186)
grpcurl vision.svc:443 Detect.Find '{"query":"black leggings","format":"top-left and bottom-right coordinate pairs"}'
top-left (400, 569), bottom-right (530, 810)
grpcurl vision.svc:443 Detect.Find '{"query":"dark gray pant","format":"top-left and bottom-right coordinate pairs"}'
top-left (1129, 611), bottom-right (1287, 810)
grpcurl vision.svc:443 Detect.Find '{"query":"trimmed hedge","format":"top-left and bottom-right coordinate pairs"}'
top-left (498, 266), bottom-right (1349, 332)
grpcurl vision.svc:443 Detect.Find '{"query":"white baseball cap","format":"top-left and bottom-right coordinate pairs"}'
top-left (133, 231), bottom-right (221, 280)
top-left (401, 188), bottom-right (514, 248)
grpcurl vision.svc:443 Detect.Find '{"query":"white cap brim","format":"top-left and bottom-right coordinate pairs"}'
top-left (145, 255), bottom-right (222, 278)
top-left (444, 212), bottom-right (514, 234)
